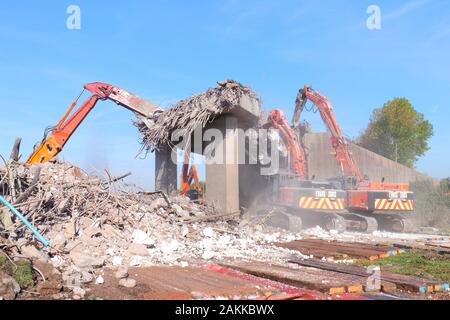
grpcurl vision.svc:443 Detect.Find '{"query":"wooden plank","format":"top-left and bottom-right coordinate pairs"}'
top-left (278, 240), bottom-right (393, 260)
top-left (289, 258), bottom-right (438, 294)
top-left (293, 239), bottom-right (402, 257)
top-left (277, 241), bottom-right (352, 258)
top-left (393, 242), bottom-right (450, 255)
top-left (222, 261), bottom-right (372, 295)
top-left (281, 239), bottom-right (387, 258)
top-left (425, 243), bottom-right (450, 249)
top-left (297, 239), bottom-right (396, 253)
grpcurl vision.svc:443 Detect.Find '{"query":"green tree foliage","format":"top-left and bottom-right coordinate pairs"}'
top-left (357, 98), bottom-right (433, 168)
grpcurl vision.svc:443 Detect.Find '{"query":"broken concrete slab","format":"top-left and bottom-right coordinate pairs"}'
top-left (115, 267), bottom-right (129, 279)
top-left (119, 278), bottom-right (137, 288)
top-left (126, 244), bottom-right (150, 257)
top-left (20, 245), bottom-right (48, 262)
top-left (69, 251), bottom-right (105, 269)
top-left (50, 234), bottom-right (67, 251)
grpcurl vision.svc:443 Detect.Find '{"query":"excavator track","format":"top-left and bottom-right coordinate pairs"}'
top-left (340, 213), bottom-right (378, 233)
top-left (324, 214), bottom-right (347, 233)
top-left (375, 214), bottom-right (415, 233)
top-left (245, 203), bottom-right (413, 234)
top-left (286, 213), bottom-right (304, 233)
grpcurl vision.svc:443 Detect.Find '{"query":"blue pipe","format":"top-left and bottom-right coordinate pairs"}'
top-left (0, 195), bottom-right (49, 247)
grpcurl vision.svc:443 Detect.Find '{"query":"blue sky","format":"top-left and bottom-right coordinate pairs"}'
top-left (0, 0), bottom-right (449, 188)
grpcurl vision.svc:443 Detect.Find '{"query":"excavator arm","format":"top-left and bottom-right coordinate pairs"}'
top-left (293, 85), bottom-right (409, 192)
top-left (262, 109), bottom-right (308, 179)
top-left (26, 82), bottom-right (161, 165)
top-left (26, 95), bottom-right (100, 164)
top-left (84, 82), bottom-right (161, 118)
top-left (293, 85), bottom-right (362, 180)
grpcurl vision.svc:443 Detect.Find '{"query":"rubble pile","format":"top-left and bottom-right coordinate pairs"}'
top-left (0, 160), bottom-right (304, 299)
top-left (134, 79), bottom-right (260, 152)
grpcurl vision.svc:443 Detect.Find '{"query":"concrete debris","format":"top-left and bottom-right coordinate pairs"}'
top-left (0, 271), bottom-right (21, 300)
top-left (72, 286), bottom-right (86, 298)
top-left (69, 251), bottom-right (105, 269)
top-left (114, 267), bottom-right (129, 279)
top-left (129, 256), bottom-right (146, 267)
top-left (1, 160), bottom-right (309, 299)
top-left (160, 239), bottom-right (180, 255)
top-left (132, 230), bottom-right (155, 246)
top-left (112, 256), bottom-right (124, 266)
top-left (119, 278), bottom-right (137, 288)
top-left (172, 203), bottom-right (190, 217)
top-left (95, 275), bottom-right (105, 285)
top-left (135, 79), bottom-right (260, 151)
top-left (181, 226), bottom-right (189, 238)
top-left (78, 271), bottom-right (94, 284)
top-left (126, 243), bottom-right (150, 257)
top-left (202, 227), bottom-right (215, 238)
top-left (202, 251), bottom-right (215, 260)
top-left (19, 245), bottom-right (48, 262)
top-left (51, 234), bottom-right (67, 251)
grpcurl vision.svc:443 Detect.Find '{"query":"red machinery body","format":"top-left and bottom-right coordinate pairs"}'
top-left (262, 109), bottom-right (346, 216)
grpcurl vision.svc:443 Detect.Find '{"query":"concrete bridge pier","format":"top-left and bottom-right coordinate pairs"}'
top-left (205, 115), bottom-right (240, 214)
top-left (155, 144), bottom-right (177, 195)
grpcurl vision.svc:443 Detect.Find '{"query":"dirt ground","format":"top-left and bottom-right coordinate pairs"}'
top-left (86, 266), bottom-right (275, 300)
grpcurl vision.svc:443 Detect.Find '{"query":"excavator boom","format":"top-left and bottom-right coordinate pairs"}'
top-left (262, 109), bottom-right (308, 179)
top-left (26, 95), bottom-right (99, 164)
top-left (294, 86), bottom-right (362, 180)
top-left (26, 82), bottom-right (161, 165)
top-left (84, 82), bottom-right (161, 118)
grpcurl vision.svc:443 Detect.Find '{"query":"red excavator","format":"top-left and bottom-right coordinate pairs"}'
top-left (260, 109), bottom-right (348, 232)
top-left (260, 85), bottom-right (414, 233)
top-left (293, 85), bottom-right (414, 232)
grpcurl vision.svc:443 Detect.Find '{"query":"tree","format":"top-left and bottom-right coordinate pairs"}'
top-left (357, 98), bottom-right (433, 168)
